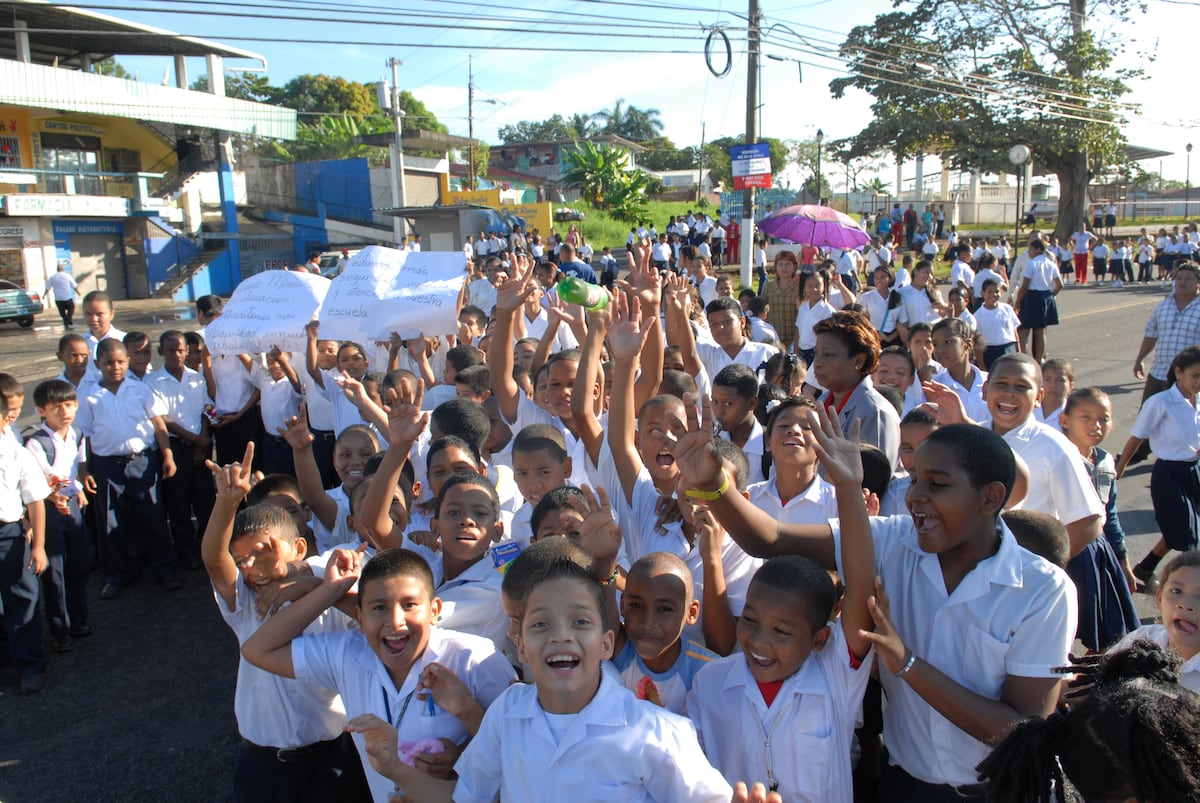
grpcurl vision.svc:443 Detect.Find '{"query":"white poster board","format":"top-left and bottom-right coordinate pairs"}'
top-left (205, 270), bottom-right (330, 356)
top-left (317, 246), bottom-right (466, 343)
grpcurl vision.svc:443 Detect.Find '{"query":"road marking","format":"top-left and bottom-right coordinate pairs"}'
top-left (1060, 296), bottom-right (1158, 321)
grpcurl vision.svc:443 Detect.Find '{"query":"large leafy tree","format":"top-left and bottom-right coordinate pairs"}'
top-left (499, 115), bottom-right (581, 144)
top-left (830, 0), bottom-right (1141, 243)
top-left (638, 137), bottom-right (697, 171)
top-left (592, 99), bottom-right (664, 143)
top-left (561, 142), bottom-right (648, 223)
top-left (273, 74), bottom-right (376, 116)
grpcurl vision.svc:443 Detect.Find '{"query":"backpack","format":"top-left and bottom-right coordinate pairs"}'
top-left (24, 426), bottom-right (83, 469)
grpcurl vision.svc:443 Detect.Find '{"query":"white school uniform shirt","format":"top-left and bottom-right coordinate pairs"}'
top-left (412, 550), bottom-right (510, 656)
top-left (75, 380), bottom-right (167, 456)
top-left (861, 290), bottom-right (904, 335)
top-left (467, 278), bottom-right (498, 316)
top-left (45, 270), bottom-right (78, 301)
top-left (313, 368), bottom-right (368, 436)
top-left (697, 275), bottom-right (718, 306)
top-left (694, 339), bottom-right (778, 385)
top-left (522, 307), bottom-right (580, 352)
top-left (881, 473), bottom-right (910, 516)
top-left (687, 626), bottom-right (873, 803)
top-left (971, 268), bottom-right (1003, 299)
top-left (248, 364), bottom-right (302, 435)
top-left (795, 300), bottom-right (836, 350)
top-left (312, 484), bottom-right (352, 555)
top-left (210, 353), bottom-right (257, 414)
top-left (218, 575), bottom-right (352, 748)
top-left (24, 423), bottom-right (85, 495)
top-left (1033, 402), bottom-right (1066, 432)
top-left (746, 314), bottom-right (779, 345)
top-left (987, 415), bottom-right (1104, 525)
top-left (897, 284), bottom-right (940, 326)
top-left (1092, 243), bottom-right (1110, 260)
top-left (931, 366), bottom-right (989, 423)
top-left (501, 394), bottom-right (591, 490)
top-left (83, 325), bottom-right (127, 384)
top-left (1131, 385), bottom-right (1200, 460)
top-left (1113, 625), bottom-right (1200, 693)
top-left (974, 303), bottom-right (1020, 346)
top-left (0, 432), bottom-right (51, 522)
top-left (949, 260), bottom-right (975, 290)
top-left (719, 418), bottom-right (765, 484)
top-left (147, 366), bottom-right (208, 437)
top-left (1023, 254), bottom-right (1059, 291)
top-left (892, 267), bottom-right (911, 288)
top-left (747, 473), bottom-right (838, 526)
top-left (829, 516), bottom-right (1076, 787)
top-left (300, 370), bottom-right (336, 432)
top-left (956, 308), bottom-right (977, 331)
top-left (585, 442), bottom-right (762, 646)
top-left (611, 637), bottom-right (718, 716)
top-left (454, 671), bottom-right (732, 803)
top-left (293, 626), bottom-right (515, 803)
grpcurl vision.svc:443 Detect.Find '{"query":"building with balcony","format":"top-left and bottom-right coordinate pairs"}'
top-left (0, 0), bottom-right (296, 300)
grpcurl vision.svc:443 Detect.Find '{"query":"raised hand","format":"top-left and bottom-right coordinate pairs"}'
top-left (919, 380), bottom-right (968, 425)
top-left (618, 242), bottom-right (662, 310)
top-left (663, 271), bottom-right (692, 310)
top-left (606, 289), bottom-right (654, 362)
top-left (279, 406), bottom-right (314, 451)
top-left (860, 576), bottom-right (909, 673)
top-left (385, 381), bottom-right (429, 445)
top-left (344, 714), bottom-right (405, 781)
top-left (494, 256), bottom-right (536, 313)
top-left (324, 543), bottom-right (366, 591)
top-left (254, 574), bottom-right (322, 619)
top-left (573, 484), bottom-right (621, 563)
top-left (205, 441), bottom-right (256, 502)
top-left (669, 395), bottom-right (725, 492)
top-left (806, 402), bottom-right (864, 488)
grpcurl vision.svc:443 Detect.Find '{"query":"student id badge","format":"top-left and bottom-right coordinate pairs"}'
top-left (491, 542), bottom-right (521, 574)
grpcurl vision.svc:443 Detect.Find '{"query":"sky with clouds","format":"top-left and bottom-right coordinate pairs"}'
top-left (72, 0), bottom-right (1199, 188)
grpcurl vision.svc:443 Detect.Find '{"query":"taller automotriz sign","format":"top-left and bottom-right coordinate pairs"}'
top-left (3, 194), bottom-right (130, 217)
top-left (730, 143), bottom-right (772, 190)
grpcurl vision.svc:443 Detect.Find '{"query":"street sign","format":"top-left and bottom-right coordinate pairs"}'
top-left (730, 143), bottom-right (773, 190)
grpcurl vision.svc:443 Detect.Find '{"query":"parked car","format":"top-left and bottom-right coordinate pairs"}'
top-left (0, 280), bottom-right (42, 327)
top-left (318, 249), bottom-right (362, 279)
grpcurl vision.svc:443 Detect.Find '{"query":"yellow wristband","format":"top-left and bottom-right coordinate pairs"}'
top-left (685, 469), bottom-right (730, 502)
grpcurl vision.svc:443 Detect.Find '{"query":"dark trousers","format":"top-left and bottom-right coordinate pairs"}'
top-left (163, 437), bottom-right (215, 563)
top-left (262, 435), bottom-right (297, 479)
top-left (41, 497), bottom-right (90, 639)
top-left (982, 342), bottom-right (1017, 371)
top-left (89, 451), bottom-right (177, 584)
top-left (54, 298), bottom-right (75, 326)
top-left (878, 760), bottom-right (983, 803)
top-left (935, 220), bottom-right (944, 239)
top-left (233, 733), bottom-right (370, 803)
top-left (310, 429), bottom-right (338, 490)
top-left (214, 404), bottom-right (265, 471)
top-left (0, 521), bottom-right (48, 677)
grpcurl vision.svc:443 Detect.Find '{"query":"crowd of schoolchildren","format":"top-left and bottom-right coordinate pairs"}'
top-left (3, 211), bottom-right (1200, 803)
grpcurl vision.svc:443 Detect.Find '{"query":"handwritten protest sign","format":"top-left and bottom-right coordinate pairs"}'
top-left (317, 246), bottom-right (466, 343)
top-left (204, 270), bottom-right (330, 356)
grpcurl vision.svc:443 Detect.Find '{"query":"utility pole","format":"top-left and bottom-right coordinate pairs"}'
top-left (387, 57), bottom-right (408, 245)
top-left (740, 0), bottom-right (760, 291)
top-left (468, 56), bottom-right (476, 191)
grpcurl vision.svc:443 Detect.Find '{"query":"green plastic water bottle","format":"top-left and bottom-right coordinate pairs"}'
top-left (556, 277), bottom-right (610, 311)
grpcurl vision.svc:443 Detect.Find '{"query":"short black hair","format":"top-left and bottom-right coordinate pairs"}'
top-left (521, 557), bottom-right (607, 629)
top-left (184, 331), bottom-right (205, 350)
top-left (122, 330), bottom-right (150, 350)
top-left (711, 437), bottom-right (750, 493)
top-left (430, 398), bottom-right (490, 453)
top-left (358, 548), bottom-right (436, 604)
top-left (81, 290), bottom-right (112, 309)
top-left (530, 486), bottom-right (587, 537)
top-left (458, 305), bottom-right (488, 329)
top-left (426, 435), bottom-right (483, 473)
top-left (57, 332), bottom-right (87, 354)
top-left (900, 406), bottom-right (939, 428)
top-left (874, 383), bottom-right (904, 415)
top-left (196, 294), bottom-right (223, 317)
top-left (747, 296), bottom-right (769, 317)
top-left (750, 556), bottom-right (836, 631)
top-left (923, 424), bottom-right (1015, 504)
top-left (990, 352), bottom-right (1042, 388)
top-left (159, 329), bottom-right (187, 348)
top-left (501, 537), bottom-right (593, 615)
top-left (713, 363), bottom-right (759, 400)
top-left (246, 474), bottom-right (305, 507)
top-left (445, 344), bottom-right (485, 375)
top-left (432, 471), bottom-right (499, 519)
top-left (33, 379), bottom-right (76, 408)
top-left (658, 369), bottom-right (698, 400)
top-left (232, 502), bottom-right (299, 545)
top-left (859, 444), bottom-right (892, 499)
top-left (705, 297), bottom-right (742, 317)
top-left (95, 338), bottom-right (127, 361)
top-left (512, 423), bottom-right (568, 461)
top-left (454, 364), bottom-right (491, 399)
top-left (1002, 509), bottom-right (1068, 568)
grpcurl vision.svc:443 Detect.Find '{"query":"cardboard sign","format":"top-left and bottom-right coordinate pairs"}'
top-left (205, 270), bottom-right (330, 356)
top-left (317, 246), bottom-right (466, 343)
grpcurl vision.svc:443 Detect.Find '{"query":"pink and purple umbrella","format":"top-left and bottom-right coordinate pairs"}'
top-left (757, 204), bottom-right (870, 250)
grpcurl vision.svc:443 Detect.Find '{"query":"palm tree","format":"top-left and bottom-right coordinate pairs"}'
top-left (591, 98), bottom-right (664, 143)
top-left (568, 113), bottom-right (596, 140)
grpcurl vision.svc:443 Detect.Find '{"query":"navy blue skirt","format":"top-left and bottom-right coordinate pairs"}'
top-left (1151, 458), bottom-right (1200, 551)
top-left (1066, 536), bottom-right (1140, 652)
top-left (1019, 289), bottom-right (1058, 328)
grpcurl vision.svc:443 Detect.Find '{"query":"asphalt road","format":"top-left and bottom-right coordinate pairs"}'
top-left (0, 280), bottom-right (1174, 800)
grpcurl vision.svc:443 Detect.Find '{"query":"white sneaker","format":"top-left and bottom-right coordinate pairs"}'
top-left (1112, 279), bottom-right (1123, 288)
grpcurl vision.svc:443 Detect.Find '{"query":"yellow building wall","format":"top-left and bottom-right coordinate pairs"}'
top-left (0, 107), bottom-right (176, 196)
top-left (441, 189), bottom-right (554, 235)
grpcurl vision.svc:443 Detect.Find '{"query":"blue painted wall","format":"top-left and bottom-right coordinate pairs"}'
top-left (295, 158), bottom-right (374, 224)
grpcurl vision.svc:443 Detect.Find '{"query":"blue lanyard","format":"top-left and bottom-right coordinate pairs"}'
top-left (382, 688), bottom-right (416, 730)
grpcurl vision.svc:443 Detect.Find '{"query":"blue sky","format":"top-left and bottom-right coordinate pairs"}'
top-left (68, 0), bottom-right (1199, 187)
